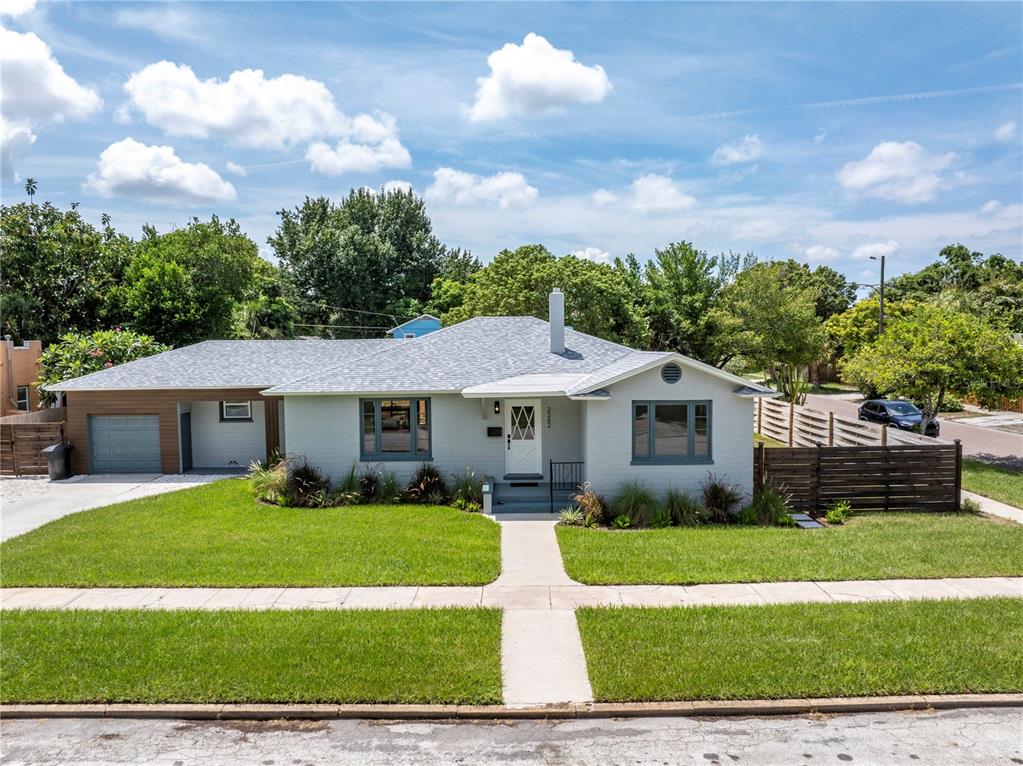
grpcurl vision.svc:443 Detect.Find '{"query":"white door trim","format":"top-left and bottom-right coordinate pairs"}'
top-left (505, 398), bottom-right (542, 476)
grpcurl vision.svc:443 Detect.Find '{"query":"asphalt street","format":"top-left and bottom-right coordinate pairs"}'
top-left (2, 708), bottom-right (1021, 765)
top-left (803, 394), bottom-right (1023, 470)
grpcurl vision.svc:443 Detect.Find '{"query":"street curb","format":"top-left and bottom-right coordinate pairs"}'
top-left (2, 695), bottom-right (1020, 721)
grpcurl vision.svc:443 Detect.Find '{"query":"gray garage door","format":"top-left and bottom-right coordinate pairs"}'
top-left (88, 415), bottom-right (161, 473)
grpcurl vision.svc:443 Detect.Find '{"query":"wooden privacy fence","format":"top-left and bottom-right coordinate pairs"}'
top-left (753, 441), bottom-right (962, 514)
top-left (0, 408), bottom-right (66, 476)
top-left (754, 396), bottom-right (949, 448)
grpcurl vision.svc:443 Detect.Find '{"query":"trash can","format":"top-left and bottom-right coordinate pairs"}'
top-left (41, 443), bottom-right (73, 481)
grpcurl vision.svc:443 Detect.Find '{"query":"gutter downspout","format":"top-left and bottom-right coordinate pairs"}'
top-left (4, 336), bottom-right (20, 411)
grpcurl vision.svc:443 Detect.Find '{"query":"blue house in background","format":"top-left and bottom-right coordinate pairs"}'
top-left (389, 314), bottom-right (443, 339)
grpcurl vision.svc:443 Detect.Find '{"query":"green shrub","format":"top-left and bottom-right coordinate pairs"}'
top-left (612, 480), bottom-right (660, 527)
top-left (742, 487), bottom-right (794, 526)
top-left (665, 488), bottom-right (704, 526)
top-left (611, 514), bottom-right (632, 529)
top-left (650, 509), bottom-right (673, 528)
top-left (337, 464), bottom-right (360, 496)
top-left (559, 507), bottom-right (585, 526)
top-left (572, 482), bottom-right (610, 527)
top-left (825, 500), bottom-right (852, 525)
top-left (451, 468), bottom-right (484, 506)
top-left (700, 474), bottom-right (743, 523)
top-left (405, 463), bottom-right (449, 504)
top-left (452, 496), bottom-right (482, 513)
top-left (248, 458), bottom-right (287, 505)
top-left (379, 471), bottom-right (402, 504)
top-left (736, 504), bottom-right (758, 525)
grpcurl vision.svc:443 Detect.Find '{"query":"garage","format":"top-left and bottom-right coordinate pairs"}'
top-left (88, 415), bottom-right (161, 473)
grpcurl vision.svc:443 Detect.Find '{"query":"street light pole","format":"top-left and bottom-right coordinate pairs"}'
top-left (870, 254), bottom-right (886, 334)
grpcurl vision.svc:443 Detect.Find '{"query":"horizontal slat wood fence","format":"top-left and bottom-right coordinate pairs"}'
top-left (0, 408), bottom-right (66, 476)
top-left (753, 441), bottom-right (962, 514)
top-left (754, 397), bottom-right (949, 448)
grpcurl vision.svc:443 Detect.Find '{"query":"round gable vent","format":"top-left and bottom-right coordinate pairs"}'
top-left (661, 363), bottom-right (682, 384)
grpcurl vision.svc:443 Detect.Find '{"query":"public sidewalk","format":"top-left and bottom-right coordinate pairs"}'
top-left (965, 490), bottom-right (1023, 524)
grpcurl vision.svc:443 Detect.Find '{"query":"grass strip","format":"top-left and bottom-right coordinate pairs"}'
top-left (1, 608), bottom-right (502, 704)
top-left (577, 598), bottom-right (1023, 701)
top-left (0, 479), bottom-right (500, 587)
top-left (557, 513), bottom-right (1023, 584)
top-left (962, 459), bottom-right (1023, 509)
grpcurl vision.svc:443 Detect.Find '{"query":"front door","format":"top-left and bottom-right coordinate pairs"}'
top-left (505, 399), bottom-right (542, 476)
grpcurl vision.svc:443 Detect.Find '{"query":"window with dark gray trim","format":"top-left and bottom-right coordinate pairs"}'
top-left (220, 401), bottom-right (252, 421)
top-left (360, 398), bottom-right (431, 460)
top-left (15, 385), bottom-right (28, 411)
top-left (632, 400), bottom-right (711, 463)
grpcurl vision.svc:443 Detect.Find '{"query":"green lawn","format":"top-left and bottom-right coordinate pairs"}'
top-left (557, 513), bottom-right (1023, 584)
top-left (578, 598), bottom-right (1023, 701)
top-left (0, 479), bottom-right (500, 586)
top-left (963, 459), bottom-right (1023, 508)
top-left (1, 608), bottom-right (501, 704)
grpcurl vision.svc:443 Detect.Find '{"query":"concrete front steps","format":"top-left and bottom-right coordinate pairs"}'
top-left (493, 483), bottom-right (574, 515)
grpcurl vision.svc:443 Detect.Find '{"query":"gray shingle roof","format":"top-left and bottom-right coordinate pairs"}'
top-left (266, 316), bottom-right (638, 394)
top-left (47, 339), bottom-right (393, 391)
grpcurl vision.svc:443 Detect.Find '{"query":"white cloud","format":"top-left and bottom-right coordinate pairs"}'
top-left (980, 200), bottom-right (1001, 215)
top-left (628, 174), bottom-right (696, 214)
top-left (123, 62), bottom-right (409, 160)
top-left (225, 161), bottom-right (248, 177)
top-left (851, 240), bottom-right (899, 260)
top-left (804, 244), bottom-right (839, 261)
top-left (305, 113), bottom-right (411, 175)
top-left (85, 138), bottom-right (237, 204)
top-left (0, 0), bottom-right (35, 17)
top-left (0, 116), bottom-right (35, 182)
top-left (571, 246), bottom-right (611, 264)
top-left (836, 141), bottom-right (955, 203)
top-left (0, 27), bottom-right (101, 124)
top-left (425, 167), bottom-right (538, 209)
top-left (710, 134), bottom-right (764, 165)
top-left (469, 33), bottom-right (612, 122)
top-left (994, 119), bottom-right (1018, 143)
top-left (114, 5), bottom-right (205, 42)
top-left (383, 179), bottom-right (414, 193)
top-left (591, 188), bottom-right (619, 207)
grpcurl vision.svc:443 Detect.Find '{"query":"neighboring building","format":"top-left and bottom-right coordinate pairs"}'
top-left (388, 314), bottom-right (442, 339)
top-left (1, 338), bottom-right (43, 416)
top-left (46, 291), bottom-right (777, 509)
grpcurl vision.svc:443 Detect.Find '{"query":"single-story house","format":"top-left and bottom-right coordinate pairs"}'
top-left (47, 290), bottom-right (777, 511)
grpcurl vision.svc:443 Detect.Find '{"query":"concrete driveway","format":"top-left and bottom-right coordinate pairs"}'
top-left (0, 474), bottom-right (233, 542)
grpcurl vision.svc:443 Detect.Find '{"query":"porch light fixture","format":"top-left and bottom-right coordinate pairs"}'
top-left (493, 400), bottom-right (501, 415)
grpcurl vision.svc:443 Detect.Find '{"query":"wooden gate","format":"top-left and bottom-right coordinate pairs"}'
top-left (0, 408), bottom-right (67, 476)
top-left (753, 440), bottom-right (962, 514)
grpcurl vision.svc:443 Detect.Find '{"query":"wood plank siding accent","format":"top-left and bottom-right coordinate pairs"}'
top-left (65, 389), bottom-right (277, 475)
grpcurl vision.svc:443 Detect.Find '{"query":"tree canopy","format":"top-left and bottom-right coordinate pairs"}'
top-left (443, 244), bottom-right (650, 346)
top-left (843, 303), bottom-right (1023, 425)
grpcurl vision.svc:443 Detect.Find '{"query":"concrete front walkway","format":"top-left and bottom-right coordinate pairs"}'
top-left (0, 474), bottom-right (232, 542)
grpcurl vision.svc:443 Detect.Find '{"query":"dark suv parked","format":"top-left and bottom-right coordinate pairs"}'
top-left (858, 399), bottom-right (940, 437)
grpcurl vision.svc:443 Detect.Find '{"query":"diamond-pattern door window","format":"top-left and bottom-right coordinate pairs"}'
top-left (510, 406), bottom-right (536, 440)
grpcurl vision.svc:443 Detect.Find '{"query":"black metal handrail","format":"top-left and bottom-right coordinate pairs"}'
top-left (549, 459), bottom-right (585, 513)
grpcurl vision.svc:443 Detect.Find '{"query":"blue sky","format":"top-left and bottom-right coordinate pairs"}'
top-left (1, 1), bottom-right (1020, 285)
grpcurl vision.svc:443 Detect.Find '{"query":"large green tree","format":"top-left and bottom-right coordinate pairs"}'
top-left (843, 303), bottom-right (1023, 427)
top-left (444, 245), bottom-right (650, 346)
top-left (0, 202), bottom-right (132, 343)
top-left (269, 188), bottom-right (461, 335)
top-left (37, 330), bottom-right (169, 405)
top-left (642, 242), bottom-right (750, 366)
top-left (118, 216), bottom-right (262, 346)
top-left (715, 262), bottom-right (828, 402)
